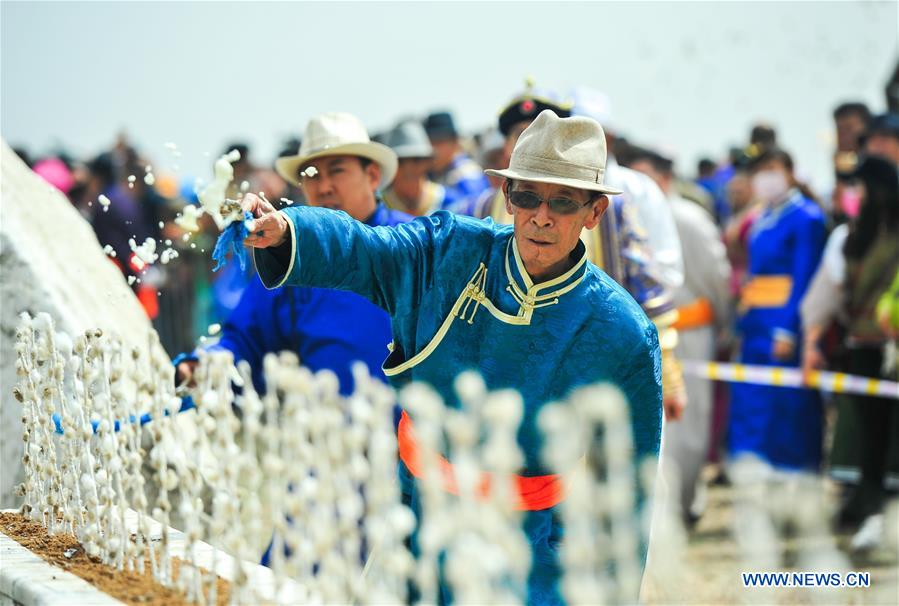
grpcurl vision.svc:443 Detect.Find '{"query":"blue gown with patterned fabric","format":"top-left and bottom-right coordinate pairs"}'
top-left (255, 208), bottom-right (663, 604)
top-left (730, 190), bottom-right (826, 471)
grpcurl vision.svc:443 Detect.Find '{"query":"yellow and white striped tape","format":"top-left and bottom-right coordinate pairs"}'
top-left (680, 360), bottom-right (899, 400)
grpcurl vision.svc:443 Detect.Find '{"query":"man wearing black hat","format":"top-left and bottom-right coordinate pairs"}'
top-left (422, 110), bottom-right (490, 213)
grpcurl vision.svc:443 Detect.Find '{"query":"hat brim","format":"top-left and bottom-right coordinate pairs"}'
top-left (275, 142), bottom-right (398, 189)
top-left (485, 167), bottom-right (623, 196)
top-left (392, 144), bottom-right (434, 160)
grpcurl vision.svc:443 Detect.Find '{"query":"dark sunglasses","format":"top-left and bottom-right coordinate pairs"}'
top-left (508, 190), bottom-right (591, 215)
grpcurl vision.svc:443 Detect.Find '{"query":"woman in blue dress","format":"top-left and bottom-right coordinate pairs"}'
top-left (730, 148), bottom-right (826, 472)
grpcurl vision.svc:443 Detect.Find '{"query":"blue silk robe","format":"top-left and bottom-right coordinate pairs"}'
top-left (254, 208), bottom-right (663, 604)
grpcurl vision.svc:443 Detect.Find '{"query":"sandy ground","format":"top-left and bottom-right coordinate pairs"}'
top-left (642, 471), bottom-right (898, 606)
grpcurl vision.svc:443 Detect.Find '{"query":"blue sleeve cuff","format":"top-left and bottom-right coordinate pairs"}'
top-left (171, 351), bottom-right (199, 367)
top-left (253, 211), bottom-right (297, 289)
top-left (772, 328), bottom-right (796, 344)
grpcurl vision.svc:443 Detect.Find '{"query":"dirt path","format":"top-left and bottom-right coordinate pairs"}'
top-left (642, 478), bottom-right (898, 605)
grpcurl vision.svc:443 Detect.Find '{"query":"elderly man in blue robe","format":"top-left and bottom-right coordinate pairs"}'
top-left (480, 83), bottom-right (686, 421)
top-left (243, 110), bottom-right (663, 604)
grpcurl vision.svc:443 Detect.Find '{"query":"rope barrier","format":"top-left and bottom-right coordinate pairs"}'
top-left (680, 360), bottom-right (899, 400)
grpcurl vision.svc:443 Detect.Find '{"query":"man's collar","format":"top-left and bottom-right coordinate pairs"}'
top-left (364, 198), bottom-right (388, 226)
top-left (505, 236), bottom-right (588, 302)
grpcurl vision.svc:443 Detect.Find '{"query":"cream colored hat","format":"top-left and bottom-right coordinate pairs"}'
top-left (275, 112), bottom-right (398, 188)
top-left (485, 109), bottom-right (623, 195)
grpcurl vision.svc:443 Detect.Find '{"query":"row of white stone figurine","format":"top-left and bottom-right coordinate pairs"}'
top-left (13, 312), bottom-right (651, 605)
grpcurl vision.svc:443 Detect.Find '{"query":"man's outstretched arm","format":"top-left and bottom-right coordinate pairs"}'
top-left (242, 193), bottom-right (458, 317)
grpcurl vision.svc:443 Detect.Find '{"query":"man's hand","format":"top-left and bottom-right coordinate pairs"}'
top-left (663, 393), bottom-right (686, 422)
top-left (772, 336), bottom-right (795, 361)
top-left (242, 192), bottom-right (289, 248)
top-left (176, 360), bottom-right (198, 388)
top-left (801, 340), bottom-right (825, 382)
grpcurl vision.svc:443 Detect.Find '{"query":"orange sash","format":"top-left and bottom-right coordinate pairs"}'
top-left (397, 411), bottom-right (564, 511)
top-left (673, 298), bottom-right (714, 331)
top-left (740, 275), bottom-right (793, 309)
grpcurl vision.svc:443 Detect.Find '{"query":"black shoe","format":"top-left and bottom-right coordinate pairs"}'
top-left (835, 485), bottom-right (884, 531)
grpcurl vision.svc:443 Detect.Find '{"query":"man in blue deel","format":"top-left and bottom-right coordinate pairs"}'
top-left (243, 110), bottom-right (663, 604)
top-left (174, 112), bottom-right (412, 394)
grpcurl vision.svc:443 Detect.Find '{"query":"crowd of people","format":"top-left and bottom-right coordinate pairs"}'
top-left (15, 83), bottom-right (899, 565)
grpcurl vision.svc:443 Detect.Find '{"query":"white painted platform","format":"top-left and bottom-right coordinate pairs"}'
top-left (0, 528), bottom-right (123, 606)
top-left (0, 509), bottom-right (306, 605)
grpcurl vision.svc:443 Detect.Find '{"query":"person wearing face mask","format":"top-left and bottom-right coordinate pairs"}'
top-left (730, 147), bottom-right (827, 475)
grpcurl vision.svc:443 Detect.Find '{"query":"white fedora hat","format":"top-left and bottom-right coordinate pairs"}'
top-left (485, 110), bottom-right (623, 195)
top-left (275, 112), bottom-right (398, 188)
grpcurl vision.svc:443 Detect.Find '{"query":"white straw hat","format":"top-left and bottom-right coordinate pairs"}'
top-left (275, 112), bottom-right (398, 188)
top-left (485, 110), bottom-right (623, 195)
